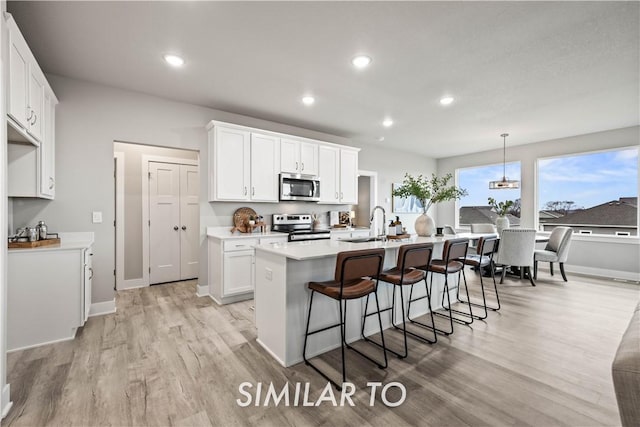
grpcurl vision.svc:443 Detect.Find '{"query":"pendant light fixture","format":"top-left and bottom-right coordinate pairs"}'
top-left (489, 133), bottom-right (520, 189)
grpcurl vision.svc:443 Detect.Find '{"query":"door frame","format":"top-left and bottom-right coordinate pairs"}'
top-left (141, 155), bottom-right (199, 287)
top-left (114, 151), bottom-right (126, 290)
top-left (358, 169), bottom-right (379, 230)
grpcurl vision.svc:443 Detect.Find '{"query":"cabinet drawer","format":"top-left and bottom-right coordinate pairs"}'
top-left (259, 236), bottom-right (288, 245)
top-left (223, 239), bottom-right (259, 252)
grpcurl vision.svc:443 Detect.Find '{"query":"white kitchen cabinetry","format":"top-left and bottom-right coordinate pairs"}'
top-left (208, 232), bottom-right (288, 304)
top-left (6, 14), bottom-right (58, 199)
top-left (318, 146), bottom-right (359, 204)
top-left (280, 138), bottom-right (318, 176)
top-left (208, 125), bottom-right (280, 202)
top-left (39, 91), bottom-right (57, 198)
top-left (6, 14), bottom-right (50, 143)
top-left (209, 125), bottom-right (251, 201)
top-left (250, 133), bottom-right (280, 201)
top-left (7, 240), bottom-right (93, 351)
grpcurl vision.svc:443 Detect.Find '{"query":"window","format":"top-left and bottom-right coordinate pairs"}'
top-left (457, 162), bottom-right (521, 227)
top-left (538, 147), bottom-right (639, 237)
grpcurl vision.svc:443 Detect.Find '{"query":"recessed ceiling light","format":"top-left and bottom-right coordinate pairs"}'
top-left (163, 54), bottom-right (185, 67)
top-left (352, 55), bottom-right (372, 69)
top-left (382, 118), bottom-right (394, 127)
top-left (302, 96), bottom-right (315, 106)
top-left (440, 96), bottom-right (455, 105)
top-left (378, 136), bottom-right (385, 142)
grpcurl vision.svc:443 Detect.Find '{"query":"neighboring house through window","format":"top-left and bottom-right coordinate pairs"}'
top-left (538, 147), bottom-right (639, 236)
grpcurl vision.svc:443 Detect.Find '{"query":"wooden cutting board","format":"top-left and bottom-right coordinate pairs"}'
top-left (8, 238), bottom-right (61, 249)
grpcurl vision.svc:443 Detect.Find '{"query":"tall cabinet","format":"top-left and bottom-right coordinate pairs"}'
top-left (318, 145), bottom-right (359, 204)
top-left (6, 13), bottom-right (58, 199)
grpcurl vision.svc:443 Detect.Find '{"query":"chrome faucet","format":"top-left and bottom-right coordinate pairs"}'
top-left (370, 206), bottom-right (386, 238)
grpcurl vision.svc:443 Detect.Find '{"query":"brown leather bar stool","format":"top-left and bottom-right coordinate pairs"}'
top-left (303, 248), bottom-right (387, 390)
top-left (362, 243), bottom-right (435, 359)
top-left (410, 237), bottom-right (471, 335)
top-left (459, 235), bottom-right (500, 320)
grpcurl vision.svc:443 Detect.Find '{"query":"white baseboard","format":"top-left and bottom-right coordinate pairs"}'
top-left (119, 278), bottom-right (147, 290)
top-left (1, 384), bottom-right (12, 419)
top-left (89, 299), bottom-right (117, 317)
top-left (7, 334), bottom-right (76, 353)
top-left (210, 292), bottom-right (253, 306)
top-left (196, 284), bottom-right (209, 297)
top-left (538, 264), bottom-right (640, 282)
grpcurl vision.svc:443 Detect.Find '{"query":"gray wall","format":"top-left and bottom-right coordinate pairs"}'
top-left (12, 75), bottom-right (436, 304)
top-left (436, 126), bottom-right (640, 278)
top-left (114, 142), bottom-right (198, 280)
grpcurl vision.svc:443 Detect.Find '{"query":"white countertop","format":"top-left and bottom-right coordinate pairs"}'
top-left (254, 235), bottom-right (453, 261)
top-left (8, 232), bottom-right (94, 253)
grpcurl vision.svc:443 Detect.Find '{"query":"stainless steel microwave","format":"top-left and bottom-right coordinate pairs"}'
top-left (279, 173), bottom-right (320, 202)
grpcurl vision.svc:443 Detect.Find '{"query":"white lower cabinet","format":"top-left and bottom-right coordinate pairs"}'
top-left (223, 250), bottom-right (255, 296)
top-left (208, 234), bottom-right (288, 304)
top-left (8, 243), bottom-right (93, 351)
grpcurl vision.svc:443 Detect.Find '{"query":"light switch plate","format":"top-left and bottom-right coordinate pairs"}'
top-left (92, 211), bottom-right (103, 223)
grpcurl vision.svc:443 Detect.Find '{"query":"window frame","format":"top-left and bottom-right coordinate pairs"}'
top-left (455, 160), bottom-right (522, 230)
top-left (535, 145), bottom-right (639, 238)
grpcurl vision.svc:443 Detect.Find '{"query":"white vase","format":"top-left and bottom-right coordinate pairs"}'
top-left (496, 216), bottom-right (510, 235)
top-left (415, 213), bottom-right (435, 237)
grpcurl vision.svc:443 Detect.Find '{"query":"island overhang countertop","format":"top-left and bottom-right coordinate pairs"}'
top-left (253, 234), bottom-right (474, 260)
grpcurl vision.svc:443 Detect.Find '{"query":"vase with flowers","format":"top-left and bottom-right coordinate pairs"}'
top-left (393, 173), bottom-right (467, 236)
top-left (488, 197), bottom-right (514, 234)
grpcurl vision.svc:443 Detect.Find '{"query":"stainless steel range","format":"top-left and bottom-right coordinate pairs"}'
top-left (272, 214), bottom-right (330, 242)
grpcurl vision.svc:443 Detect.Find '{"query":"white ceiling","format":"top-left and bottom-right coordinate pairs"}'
top-left (8, 1), bottom-right (639, 158)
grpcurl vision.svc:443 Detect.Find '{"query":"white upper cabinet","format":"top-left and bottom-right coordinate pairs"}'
top-left (250, 133), bottom-right (280, 202)
top-left (7, 14), bottom-right (48, 144)
top-left (39, 92), bottom-right (56, 199)
top-left (318, 145), bottom-right (340, 203)
top-left (339, 148), bottom-right (359, 204)
top-left (208, 124), bottom-right (280, 202)
top-left (280, 138), bottom-right (318, 175)
top-left (318, 146), bottom-right (359, 204)
top-left (6, 14), bottom-right (58, 199)
top-left (209, 126), bottom-right (251, 201)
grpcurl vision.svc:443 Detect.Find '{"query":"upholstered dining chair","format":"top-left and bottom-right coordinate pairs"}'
top-left (495, 228), bottom-right (537, 286)
top-left (534, 227), bottom-right (573, 281)
top-left (471, 223), bottom-right (497, 233)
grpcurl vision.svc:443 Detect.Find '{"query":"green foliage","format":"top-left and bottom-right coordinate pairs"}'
top-left (393, 173), bottom-right (468, 213)
top-left (488, 197), bottom-right (514, 216)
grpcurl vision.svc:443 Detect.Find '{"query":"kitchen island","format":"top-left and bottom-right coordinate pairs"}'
top-left (253, 235), bottom-right (464, 367)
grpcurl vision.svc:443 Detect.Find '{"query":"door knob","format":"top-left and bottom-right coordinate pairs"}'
top-left (173, 226), bottom-right (179, 231)
top-left (182, 226), bottom-right (187, 230)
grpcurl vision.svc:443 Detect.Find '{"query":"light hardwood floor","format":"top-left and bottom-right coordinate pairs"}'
top-left (5, 272), bottom-right (639, 426)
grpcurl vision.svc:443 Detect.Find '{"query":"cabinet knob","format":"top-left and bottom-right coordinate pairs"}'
top-left (173, 226), bottom-right (179, 231)
top-left (301, 162), bottom-right (304, 171)
top-left (252, 187), bottom-right (255, 196)
top-left (31, 114), bottom-right (37, 126)
top-left (49, 177), bottom-right (55, 189)
top-left (295, 161), bottom-right (298, 170)
top-left (26, 109), bottom-right (33, 121)
top-left (244, 186), bottom-right (247, 195)
top-left (182, 226), bottom-right (187, 230)
top-left (88, 267), bottom-right (94, 280)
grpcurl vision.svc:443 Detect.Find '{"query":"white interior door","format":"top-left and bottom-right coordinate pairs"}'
top-left (149, 162), bottom-right (181, 284)
top-left (180, 164), bottom-right (199, 280)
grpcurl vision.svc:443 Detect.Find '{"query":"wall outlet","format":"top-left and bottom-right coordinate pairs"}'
top-left (265, 268), bottom-right (273, 281)
top-left (92, 211), bottom-right (103, 223)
